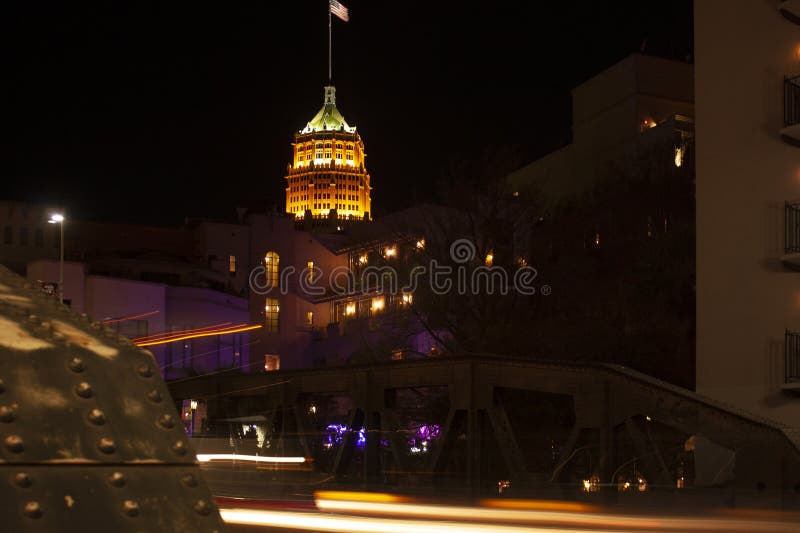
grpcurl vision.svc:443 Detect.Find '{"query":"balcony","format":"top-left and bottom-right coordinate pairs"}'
top-left (779, 0), bottom-right (800, 25)
top-left (782, 202), bottom-right (800, 268)
top-left (780, 75), bottom-right (800, 146)
top-left (784, 331), bottom-right (800, 394)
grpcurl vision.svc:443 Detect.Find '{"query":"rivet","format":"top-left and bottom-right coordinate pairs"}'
top-left (87, 408), bottom-right (105, 425)
top-left (23, 501), bottom-right (42, 519)
top-left (146, 390), bottom-right (162, 403)
top-left (180, 473), bottom-right (198, 488)
top-left (108, 472), bottom-right (126, 488)
top-left (193, 499), bottom-right (211, 516)
top-left (98, 437), bottom-right (116, 454)
top-left (157, 414), bottom-right (175, 429)
top-left (171, 440), bottom-right (187, 456)
top-left (136, 364), bottom-right (153, 378)
top-left (75, 382), bottom-right (93, 398)
top-left (0, 405), bottom-right (15, 423)
top-left (122, 500), bottom-right (140, 517)
top-left (27, 314), bottom-right (38, 323)
top-left (14, 472), bottom-right (32, 488)
top-left (5, 435), bottom-right (24, 453)
top-left (68, 357), bottom-right (85, 373)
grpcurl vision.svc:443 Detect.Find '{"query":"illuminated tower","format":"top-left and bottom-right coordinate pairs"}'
top-left (285, 85), bottom-right (371, 221)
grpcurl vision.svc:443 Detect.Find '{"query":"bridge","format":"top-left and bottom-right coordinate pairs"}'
top-left (168, 354), bottom-right (800, 508)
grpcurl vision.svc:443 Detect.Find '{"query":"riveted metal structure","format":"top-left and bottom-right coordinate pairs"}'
top-left (0, 266), bottom-right (226, 532)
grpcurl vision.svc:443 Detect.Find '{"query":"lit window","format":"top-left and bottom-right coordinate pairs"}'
top-left (384, 246), bottom-right (397, 258)
top-left (485, 252), bottom-right (494, 266)
top-left (229, 255), bottom-right (236, 273)
top-left (674, 146), bottom-right (684, 167)
top-left (371, 297), bottom-right (384, 312)
top-left (402, 293), bottom-right (412, 304)
top-left (307, 261), bottom-right (314, 282)
top-left (416, 239), bottom-right (425, 250)
top-left (358, 254), bottom-right (367, 264)
top-left (264, 354), bottom-right (280, 371)
top-left (265, 252), bottom-right (279, 287)
top-left (306, 311), bottom-right (314, 326)
top-left (265, 297), bottom-right (280, 332)
top-left (345, 303), bottom-right (356, 316)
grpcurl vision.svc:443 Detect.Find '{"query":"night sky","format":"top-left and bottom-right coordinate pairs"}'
top-left (3, 1), bottom-right (692, 226)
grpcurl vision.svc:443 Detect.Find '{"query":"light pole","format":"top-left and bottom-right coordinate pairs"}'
top-left (48, 213), bottom-right (64, 304)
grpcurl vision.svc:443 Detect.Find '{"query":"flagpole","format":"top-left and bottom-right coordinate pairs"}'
top-left (328, 4), bottom-right (332, 82)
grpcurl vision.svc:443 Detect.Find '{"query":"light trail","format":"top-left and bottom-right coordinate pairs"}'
top-left (197, 454), bottom-right (308, 464)
top-left (135, 324), bottom-right (261, 346)
top-left (101, 310), bottom-right (159, 324)
top-left (313, 495), bottom-right (798, 532)
top-left (219, 507), bottom-right (632, 533)
top-left (132, 321), bottom-right (235, 342)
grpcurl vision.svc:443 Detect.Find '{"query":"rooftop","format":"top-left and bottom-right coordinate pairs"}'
top-left (300, 85), bottom-right (356, 134)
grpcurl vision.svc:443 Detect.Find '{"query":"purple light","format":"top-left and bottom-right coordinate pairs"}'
top-left (324, 424), bottom-right (366, 449)
top-left (415, 424), bottom-right (440, 440)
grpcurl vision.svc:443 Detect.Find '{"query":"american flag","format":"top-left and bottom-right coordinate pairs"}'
top-left (329, 0), bottom-right (349, 22)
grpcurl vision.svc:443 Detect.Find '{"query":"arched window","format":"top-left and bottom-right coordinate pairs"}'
top-left (265, 251), bottom-right (279, 287)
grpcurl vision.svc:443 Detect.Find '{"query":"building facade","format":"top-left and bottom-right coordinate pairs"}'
top-left (696, 0), bottom-right (800, 427)
top-left (0, 201), bottom-right (64, 275)
top-left (506, 53), bottom-right (694, 206)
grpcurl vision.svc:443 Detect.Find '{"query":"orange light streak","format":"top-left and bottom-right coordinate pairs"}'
top-left (131, 322), bottom-right (234, 342)
top-left (135, 324), bottom-right (261, 347)
top-left (101, 310), bottom-right (159, 324)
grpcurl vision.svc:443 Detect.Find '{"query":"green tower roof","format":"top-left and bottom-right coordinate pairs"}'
top-left (300, 85), bottom-right (356, 134)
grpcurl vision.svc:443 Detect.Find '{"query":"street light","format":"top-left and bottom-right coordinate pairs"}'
top-left (48, 213), bottom-right (65, 304)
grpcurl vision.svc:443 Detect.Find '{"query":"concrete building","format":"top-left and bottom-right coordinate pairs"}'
top-left (0, 200), bottom-right (64, 274)
top-left (695, 0), bottom-right (800, 427)
top-left (506, 53), bottom-right (694, 206)
top-left (26, 257), bottom-right (251, 381)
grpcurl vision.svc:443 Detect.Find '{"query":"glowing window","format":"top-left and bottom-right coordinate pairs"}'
top-left (265, 298), bottom-right (280, 332)
top-left (307, 261), bottom-right (314, 282)
top-left (265, 252), bottom-right (279, 287)
top-left (264, 354), bottom-right (280, 371)
top-left (306, 311), bottom-right (314, 326)
top-left (229, 255), bottom-right (236, 273)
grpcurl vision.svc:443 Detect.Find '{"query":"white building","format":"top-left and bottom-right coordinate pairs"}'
top-left (695, 0), bottom-right (800, 427)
